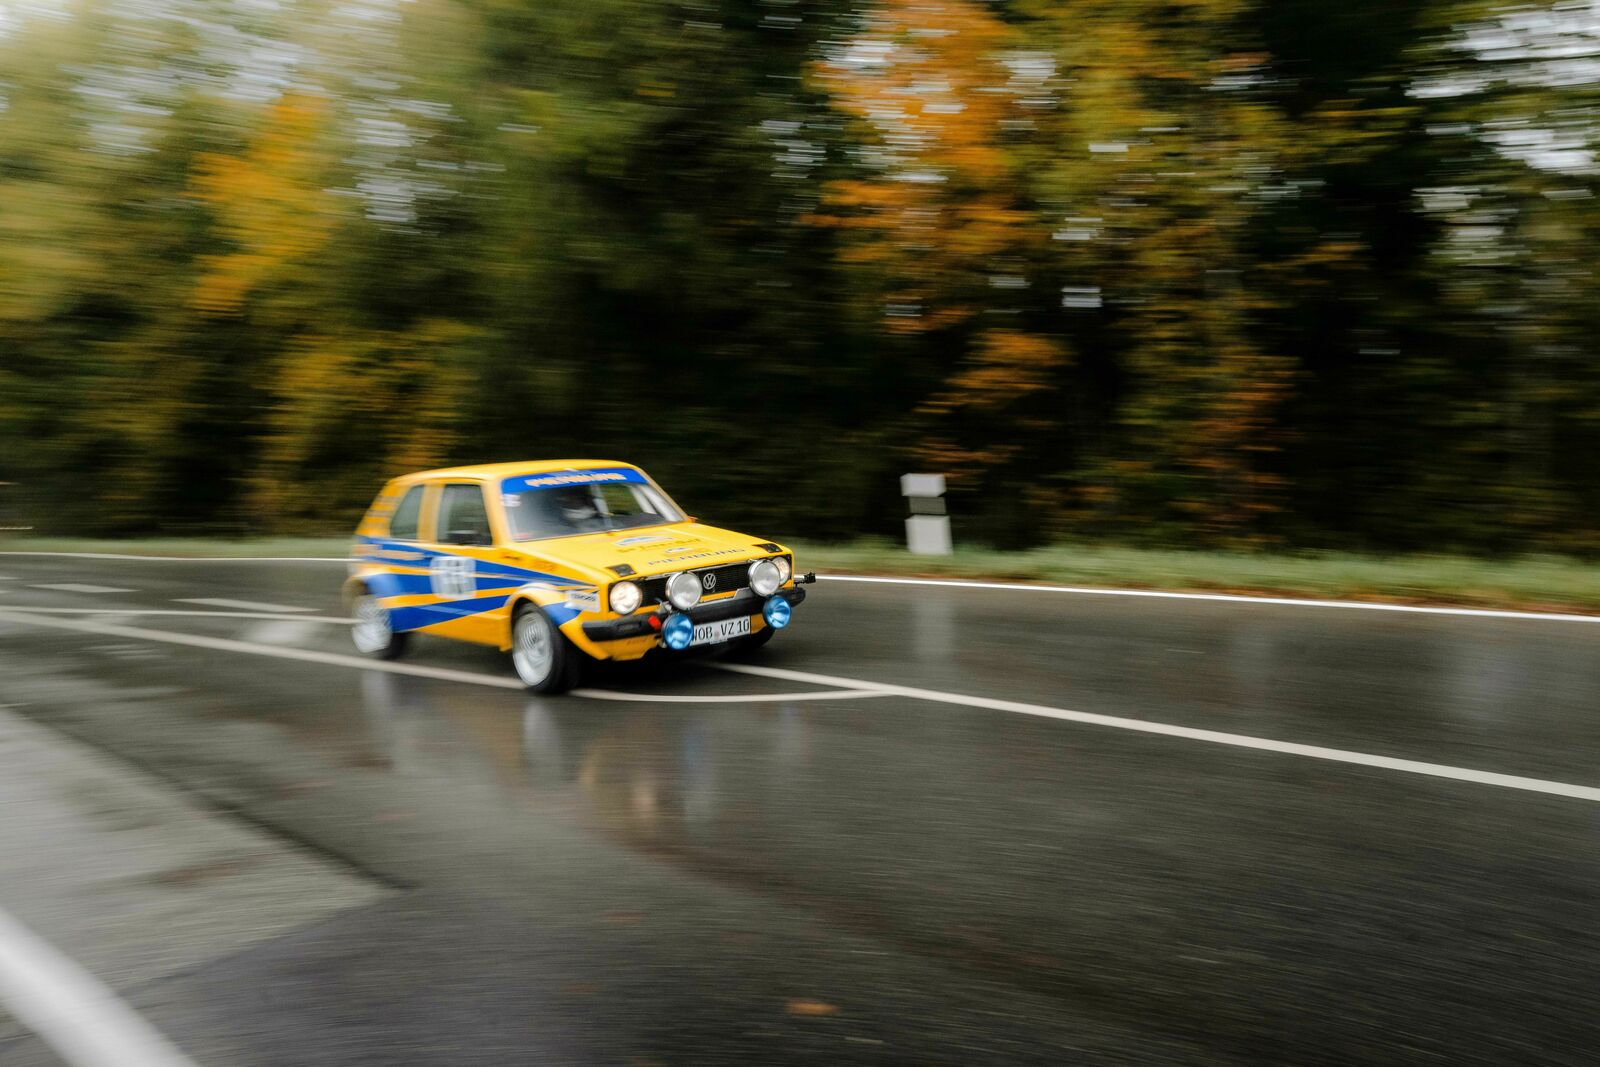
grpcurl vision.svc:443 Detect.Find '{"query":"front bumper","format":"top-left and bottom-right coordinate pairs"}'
top-left (581, 585), bottom-right (807, 643)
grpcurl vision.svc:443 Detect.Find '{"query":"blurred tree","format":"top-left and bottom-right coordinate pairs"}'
top-left (1, 0), bottom-right (1598, 554)
top-left (1012, 0), bottom-right (1301, 546)
top-left (810, 0), bottom-right (1068, 546)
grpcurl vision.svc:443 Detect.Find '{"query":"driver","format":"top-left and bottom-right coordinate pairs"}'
top-left (549, 485), bottom-right (602, 531)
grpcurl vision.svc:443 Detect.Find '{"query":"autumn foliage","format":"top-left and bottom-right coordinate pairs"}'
top-left (2, 0), bottom-right (1598, 552)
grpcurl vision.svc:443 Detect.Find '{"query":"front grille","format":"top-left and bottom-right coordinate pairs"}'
top-left (639, 561), bottom-right (751, 604)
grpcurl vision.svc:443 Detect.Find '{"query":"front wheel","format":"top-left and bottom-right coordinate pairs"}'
top-left (352, 592), bottom-right (409, 660)
top-left (511, 604), bottom-right (580, 693)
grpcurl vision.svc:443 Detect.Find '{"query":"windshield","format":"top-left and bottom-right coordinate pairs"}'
top-left (500, 468), bottom-right (684, 541)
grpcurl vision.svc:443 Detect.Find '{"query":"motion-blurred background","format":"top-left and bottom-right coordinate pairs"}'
top-left (1, 0), bottom-right (1597, 553)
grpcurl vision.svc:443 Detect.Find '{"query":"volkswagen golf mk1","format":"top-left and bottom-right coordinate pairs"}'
top-left (345, 460), bottom-right (813, 692)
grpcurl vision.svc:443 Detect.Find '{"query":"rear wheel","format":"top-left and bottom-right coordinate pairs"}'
top-left (511, 604), bottom-right (580, 693)
top-left (352, 592), bottom-right (409, 660)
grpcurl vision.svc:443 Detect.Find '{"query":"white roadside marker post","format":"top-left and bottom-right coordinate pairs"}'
top-left (901, 473), bottom-right (952, 556)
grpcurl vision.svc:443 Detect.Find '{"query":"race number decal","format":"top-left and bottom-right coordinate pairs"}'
top-left (430, 556), bottom-right (475, 600)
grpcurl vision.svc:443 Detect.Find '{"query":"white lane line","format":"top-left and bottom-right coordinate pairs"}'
top-left (0, 608), bottom-right (354, 623)
top-left (6, 607), bottom-right (1600, 803)
top-left (573, 687), bottom-right (890, 704)
top-left (29, 583), bottom-right (135, 595)
top-left (0, 904), bottom-right (199, 1067)
top-left (3, 550), bottom-right (1596, 624)
top-left (175, 597), bottom-right (315, 614)
top-left (0, 552), bottom-right (346, 562)
top-left (714, 662), bottom-right (1600, 806)
top-left (0, 610), bottom-right (886, 706)
top-left (819, 574), bottom-right (1600, 624)
top-left (0, 610), bottom-right (525, 690)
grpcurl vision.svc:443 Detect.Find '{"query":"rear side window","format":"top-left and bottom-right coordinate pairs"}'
top-left (389, 485), bottom-right (425, 540)
top-left (439, 484), bottom-right (492, 545)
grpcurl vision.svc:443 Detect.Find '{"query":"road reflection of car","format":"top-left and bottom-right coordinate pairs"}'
top-left (345, 460), bottom-right (815, 692)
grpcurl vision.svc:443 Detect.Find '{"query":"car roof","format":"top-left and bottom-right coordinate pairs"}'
top-left (397, 459), bottom-right (642, 483)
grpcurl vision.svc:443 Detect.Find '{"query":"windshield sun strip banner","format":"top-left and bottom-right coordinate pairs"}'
top-left (499, 467), bottom-right (648, 495)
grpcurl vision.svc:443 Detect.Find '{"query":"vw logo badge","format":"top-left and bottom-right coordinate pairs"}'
top-left (702, 572), bottom-right (717, 591)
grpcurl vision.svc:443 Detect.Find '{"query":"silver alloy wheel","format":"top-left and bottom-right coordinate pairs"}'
top-left (352, 594), bottom-right (392, 654)
top-left (512, 609), bottom-right (554, 687)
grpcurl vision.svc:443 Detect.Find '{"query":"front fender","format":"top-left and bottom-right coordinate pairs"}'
top-left (502, 583), bottom-right (591, 654)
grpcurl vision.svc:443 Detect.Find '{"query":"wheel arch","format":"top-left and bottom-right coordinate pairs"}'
top-left (502, 584), bottom-right (578, 654)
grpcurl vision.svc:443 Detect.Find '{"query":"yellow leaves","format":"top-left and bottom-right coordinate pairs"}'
top-left (924, 329), bottom-right (1066, 415)
top-left (250, 320), bottom-right (481, 525)
top-left (810, 0), bottom-right (1043, 333)
top-left (190, 94), bottom-right (335, 316)
top-left (917, 329), bottom-right (1068, 477)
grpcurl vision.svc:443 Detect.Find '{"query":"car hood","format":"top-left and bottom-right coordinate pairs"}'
top-left (513, 523), bottom-right (785, 583)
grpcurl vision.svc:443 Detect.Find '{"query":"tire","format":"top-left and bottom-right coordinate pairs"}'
top-left (726, 625), bottom-right (775, 660)
top-left (351, 591), bottom-right (409, 660)
top-left (511, 603), bottom-right (581, 694)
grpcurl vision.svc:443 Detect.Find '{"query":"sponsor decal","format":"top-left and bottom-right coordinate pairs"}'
top-left (615, 534), bottom-right (671, 547)
top-left (565, 589), bottom-right (600, 613)
top-left (430, 555), bottom-right (475, 600)
top-left (644, 547), bottom-right (746, 566)
top-left (502, 494), bottom-right (522, 508)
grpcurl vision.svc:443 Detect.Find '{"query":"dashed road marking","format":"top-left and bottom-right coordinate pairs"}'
top-left (175, 597), bottom-right (316, 614)
top-left (29, 583), bottom-right (135, 595)
top-left (0, 904), bottom-right (199, 1067)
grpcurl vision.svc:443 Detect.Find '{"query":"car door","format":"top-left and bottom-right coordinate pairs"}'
top-left (422, 482), bottom-right (511, 642)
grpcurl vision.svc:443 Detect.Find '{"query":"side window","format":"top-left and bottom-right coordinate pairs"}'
top-left (439, 483), bottom-right (492, 546)
top-left (388, 485), bottom-right (425, 541)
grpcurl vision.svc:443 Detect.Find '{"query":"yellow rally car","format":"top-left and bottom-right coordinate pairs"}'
top-left (344, 460), bottom-right (813, 692)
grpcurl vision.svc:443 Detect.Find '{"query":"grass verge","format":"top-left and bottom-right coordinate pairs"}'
top-left (2, 535), bottom-right (1596, 615)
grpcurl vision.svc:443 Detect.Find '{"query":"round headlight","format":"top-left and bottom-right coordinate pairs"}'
top-left (773, 556), bottom-right (792, 584)
top-left (748, 559), bottom-right (781, 597)
top-left (665, 571), bottom-right (702, 611)
top-left (608, 580), bottom-right (642, 615)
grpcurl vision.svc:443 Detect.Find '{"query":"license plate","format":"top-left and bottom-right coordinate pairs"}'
top-left (691, 615), bottom-right (751, 647)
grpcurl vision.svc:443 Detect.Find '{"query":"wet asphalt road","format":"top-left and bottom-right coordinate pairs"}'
top-left (2, 554), bottom-right (1600, 1065)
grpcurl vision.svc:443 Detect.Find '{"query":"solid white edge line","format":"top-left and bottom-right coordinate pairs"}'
top-left (0, 905), bottom-right (199, 1067)
top-left (6, 607), bottom-right (1599, 805)
top-left (819, 574), bottom-right (1600, 624)
top-left (0, 610), bottom-right (871, 704)
top-left (0, 610), bottom-right (526, 690)
top-left (0, 608), bottom-right (355, 623)
top-left (0, 552), bottom-right (348, 562)
top-left (4, 550), bottom-right (1595, 624)
top-left (712, 662), bottom-right (1600, 805)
